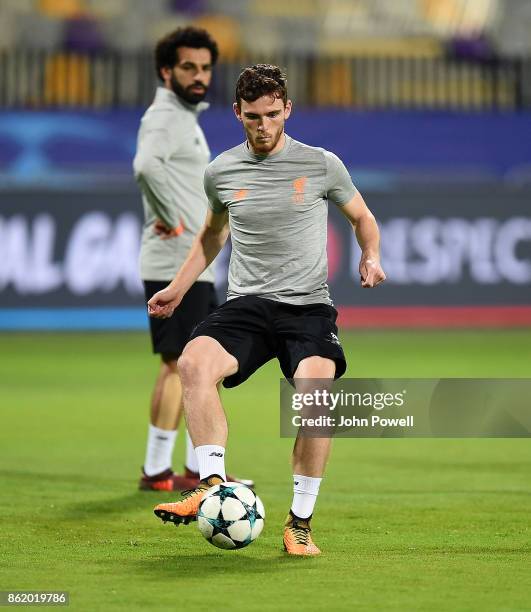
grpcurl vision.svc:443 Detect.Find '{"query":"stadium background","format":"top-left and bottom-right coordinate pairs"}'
top-left (1, 1), bottom-right (530, 611)
top-left (1, 0), bottom-right (531, 329)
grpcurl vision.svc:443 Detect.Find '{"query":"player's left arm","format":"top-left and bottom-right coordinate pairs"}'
top-left (339, 191), bottom-right (386, 288)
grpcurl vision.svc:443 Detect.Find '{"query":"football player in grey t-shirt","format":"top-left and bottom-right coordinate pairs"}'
top-left (148, 65), bottom-right (386, 555)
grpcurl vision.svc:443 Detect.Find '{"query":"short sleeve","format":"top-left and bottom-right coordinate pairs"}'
top-left (203, 166), bottom-right (226, 213)
top-left (324, 151), bottom-right (357, 206)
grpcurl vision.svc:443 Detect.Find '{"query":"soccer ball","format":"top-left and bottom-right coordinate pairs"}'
top-left (197, 482), bottom-right (265, 549)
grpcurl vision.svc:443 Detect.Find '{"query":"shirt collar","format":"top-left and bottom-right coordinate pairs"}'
top-left (154, 86), bottom-right (210, 114)
top-left (243, 133), bottom-right (292, 161)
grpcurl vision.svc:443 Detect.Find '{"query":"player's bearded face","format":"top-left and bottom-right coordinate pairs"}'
top-left (237, 96), bottom-right (292, 154)
top-left (165, 47), bottom-right (213, 105)
top-left (170, 72), bottom-right (209, 104)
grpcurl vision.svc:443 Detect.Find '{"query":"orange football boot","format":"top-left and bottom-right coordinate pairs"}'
top-left (139, 468), bottom-right (200, 492)
top-left (283, 512), bottom-right (321, 556)
top-left (154, 475), bottom-right (224, 526)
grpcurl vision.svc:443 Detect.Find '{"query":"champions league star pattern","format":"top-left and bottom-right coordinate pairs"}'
top-left (197, 483), bottom-right (265, 549)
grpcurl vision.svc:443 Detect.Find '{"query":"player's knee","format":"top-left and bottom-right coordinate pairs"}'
top-left (177, 351), bottom-right (204, 386)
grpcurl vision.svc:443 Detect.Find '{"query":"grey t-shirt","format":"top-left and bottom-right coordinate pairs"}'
top-left (204, 135), bottom-right (357, 305)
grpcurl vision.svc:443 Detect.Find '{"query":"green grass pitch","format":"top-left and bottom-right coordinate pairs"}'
top-left (1, 330), bottom-right (530, 611)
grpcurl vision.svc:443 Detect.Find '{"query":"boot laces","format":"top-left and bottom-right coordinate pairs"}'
top-left (290, 520), bottom-right (311, 545)
top-left (180, 484), bottom-right (207, 499)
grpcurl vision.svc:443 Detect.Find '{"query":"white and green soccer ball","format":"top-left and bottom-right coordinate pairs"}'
top-left (197, 482), bottom-right (265, 549)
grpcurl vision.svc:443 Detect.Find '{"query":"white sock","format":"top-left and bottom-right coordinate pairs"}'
top-left (291, 474), bottom-right (322, 519)
top-left (185, 431), bottom-right (199, 473)
top-left (144, 424), bottom-right (177, 477)
top-left (195, 445), bottom-right (226, 481)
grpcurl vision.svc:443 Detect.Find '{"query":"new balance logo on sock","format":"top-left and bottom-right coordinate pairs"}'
top-left (209, 452), bottom-right (224, 457)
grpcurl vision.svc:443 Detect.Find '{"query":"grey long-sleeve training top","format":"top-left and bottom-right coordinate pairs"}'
top-left (134, 87), bottom-right (214, 282)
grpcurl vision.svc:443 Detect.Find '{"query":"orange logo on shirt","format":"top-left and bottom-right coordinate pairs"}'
top-left (233, 189), bottom-right (248, 201)
top-left (292, 176), bottom-right (307, 203)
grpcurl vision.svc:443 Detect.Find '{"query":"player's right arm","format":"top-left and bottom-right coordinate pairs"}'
top-left (133, 113), bottom-right (183, 234)
top-left (147, 208), bottom-right (229, 318)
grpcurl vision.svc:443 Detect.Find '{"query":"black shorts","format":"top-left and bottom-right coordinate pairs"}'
top-left (189, 295), bottom-right (347, 388)
top-left (144, 280), bottom-right (218, 357)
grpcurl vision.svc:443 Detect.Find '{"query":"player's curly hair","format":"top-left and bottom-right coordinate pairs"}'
top-left (235, 64), bottom-right (288, 108)
top-left (155, 26), bottom-right (219, 81)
